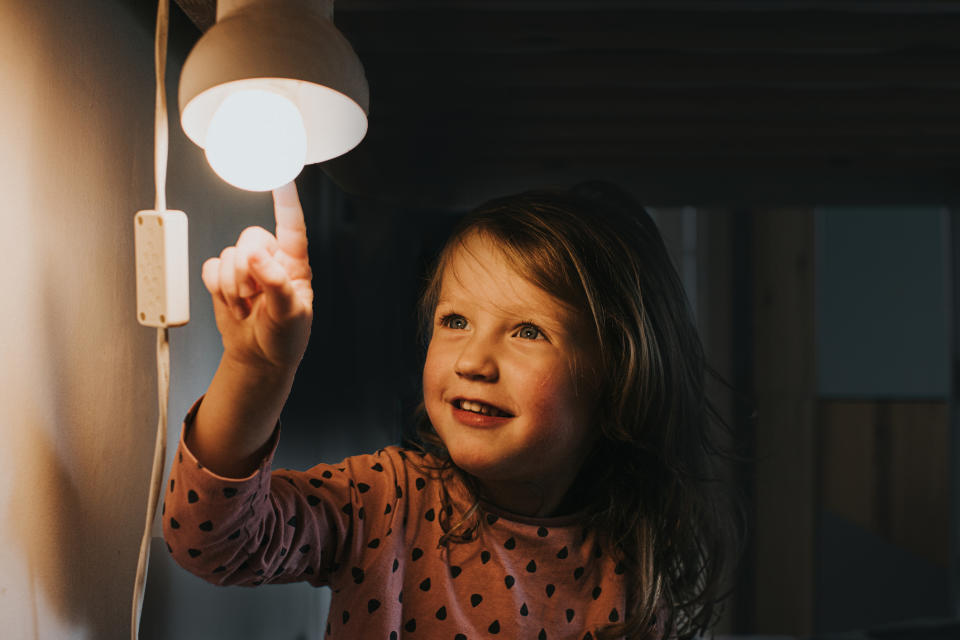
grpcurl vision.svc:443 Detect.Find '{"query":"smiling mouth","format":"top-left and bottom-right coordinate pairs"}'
top-left (453, 398), bottom-right (513, 418)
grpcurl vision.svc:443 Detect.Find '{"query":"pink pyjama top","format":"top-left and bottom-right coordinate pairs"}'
top-left (163, 400), bottom-right (661, 639)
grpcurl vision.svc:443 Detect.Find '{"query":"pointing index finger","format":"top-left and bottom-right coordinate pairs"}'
top-left (272, 181), bottom-right (308, 260)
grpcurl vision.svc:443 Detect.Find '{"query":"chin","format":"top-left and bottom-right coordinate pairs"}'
top-left (448, 444), bottom-right (529, 489)
top-left (443, 441), bottom-right (500, 477)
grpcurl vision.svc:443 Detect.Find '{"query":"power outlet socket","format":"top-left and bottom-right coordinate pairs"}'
top-left (135, 210), bottom-right (190, 327)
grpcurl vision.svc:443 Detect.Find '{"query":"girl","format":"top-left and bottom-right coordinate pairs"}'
top-left (164, 181), bottom-right (741, 639)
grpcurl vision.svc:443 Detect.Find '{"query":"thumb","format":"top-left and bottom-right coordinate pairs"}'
top-left (248, 248), bottom-right (300, 321)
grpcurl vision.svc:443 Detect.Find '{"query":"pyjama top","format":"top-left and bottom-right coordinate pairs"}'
top-left (164, 399), bottom-right (663, 640)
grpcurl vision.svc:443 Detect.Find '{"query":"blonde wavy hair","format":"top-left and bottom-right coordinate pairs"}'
top-left (408, 182), bottom-right (744, 639)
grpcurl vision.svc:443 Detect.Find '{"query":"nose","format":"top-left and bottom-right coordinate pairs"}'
top-left (454, 334), bottom-right (499, 382)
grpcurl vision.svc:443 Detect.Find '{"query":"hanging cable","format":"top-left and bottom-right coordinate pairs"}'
top-left (153, 0), bottom-right (169, 213)
top-left (132, 1), bottom-right (171, 639)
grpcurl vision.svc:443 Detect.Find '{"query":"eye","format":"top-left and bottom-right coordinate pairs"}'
top-left (515, 323), bottom-right (545, 341)
top-left (439, 313), bottom-right (468, 330)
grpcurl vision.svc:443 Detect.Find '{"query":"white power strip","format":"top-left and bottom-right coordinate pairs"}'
top-left (135, 209), bottom-right (190, 327)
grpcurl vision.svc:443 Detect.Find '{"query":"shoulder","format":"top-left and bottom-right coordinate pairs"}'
top-left (292, 445), bottom-right (440, 481)
top-left (336, 445), bottom-right (447, 482)
top-left (364, 445), bottom-right (452, 485)
top-left (377, 445), bottom-right (458, 502)
top-left (278, 445), bottom-right (455, 512)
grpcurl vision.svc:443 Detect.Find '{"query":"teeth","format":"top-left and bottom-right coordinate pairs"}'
top-left (459, 400), bottom-right (507, 417)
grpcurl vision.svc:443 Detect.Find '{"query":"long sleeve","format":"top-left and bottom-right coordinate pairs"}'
top-left (163, 400), bottom-right (644, 639)
top-left (162, 398), bottom-right (410, 589)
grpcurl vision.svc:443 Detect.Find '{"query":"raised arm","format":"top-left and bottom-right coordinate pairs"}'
top-left (188, 182), bottom-right (314, 478)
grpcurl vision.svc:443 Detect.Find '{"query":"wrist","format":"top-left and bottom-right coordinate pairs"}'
top-left (220, 348), bottom-right (300, 389)
top-left (190, 353), bottom-right (296, 478)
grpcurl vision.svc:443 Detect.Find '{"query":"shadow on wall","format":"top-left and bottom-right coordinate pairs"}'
top-left (0, 0), bottom-right (163, 637)
top-left (4, 135), bottom-right (153, 638)
top-left (8, 416), bottom-right (86, 634)
top-left (3, 255), bottom-right (153, 637)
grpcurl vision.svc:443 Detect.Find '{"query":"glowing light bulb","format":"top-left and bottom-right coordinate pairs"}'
top-left (204, 89), bottom-right (307, 192)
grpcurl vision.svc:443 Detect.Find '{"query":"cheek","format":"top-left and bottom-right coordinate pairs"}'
top-left (422, 341), bottom-right (446, 409)
top-left (523, 367), bottom-right (596, 443)
top-left (525, 370), bottom-right (580, 423)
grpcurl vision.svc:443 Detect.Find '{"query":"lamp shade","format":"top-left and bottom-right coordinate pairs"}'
top-left (179, 0), bottom-right (369, 190)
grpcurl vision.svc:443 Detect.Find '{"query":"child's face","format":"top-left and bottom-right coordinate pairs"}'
top-left (422, 232), bottom-right (600, 515)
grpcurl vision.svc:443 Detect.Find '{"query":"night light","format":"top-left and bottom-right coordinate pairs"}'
top-left (178, 0), bottom-right (369, 190)
top-left (204, 89), bottom-right (307, 191)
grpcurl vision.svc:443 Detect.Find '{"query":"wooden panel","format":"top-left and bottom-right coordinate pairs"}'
top-left (169, 0), bottom-right (960, 204)
top-left (888, 403), bottom-right (950, 566)
top-left (819, 402), bottom-right (878, 530)
top-left (338, 6), bottom-right (960, 54)
top-left (358, 50), bottom-right (960, 91)
top-left (366, 87), bottom-right (960, 123)
top-left (819, 400), bottom-right (949, 567)
top-left (752, 210), bottom-right (816, 635)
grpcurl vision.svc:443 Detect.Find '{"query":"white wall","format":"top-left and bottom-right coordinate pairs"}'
top-left (0, 1), bottom-right (326, 637)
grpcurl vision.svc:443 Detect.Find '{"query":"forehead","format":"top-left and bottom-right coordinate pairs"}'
top-left (437, 233), bottom-right (581, 328)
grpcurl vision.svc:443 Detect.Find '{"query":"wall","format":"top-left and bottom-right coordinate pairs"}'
top-left (0, 0), bottom-right (326, 637)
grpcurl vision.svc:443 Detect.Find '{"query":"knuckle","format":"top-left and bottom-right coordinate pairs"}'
top-left (201, 260), bottom-right (219, 284)
top-left (238, 225), bottom-right (269, 245)
top-left (263, 265), bottom-right (286, 287)
top-left (235, 249), bottom-right (250, 273)
top-left (202, 276), bottom-right (219, 295)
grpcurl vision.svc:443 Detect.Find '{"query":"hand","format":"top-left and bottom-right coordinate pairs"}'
top-left (201, 182), bottom-right (313, 374)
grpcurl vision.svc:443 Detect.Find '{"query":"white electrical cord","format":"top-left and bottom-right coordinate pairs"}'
top-left (132, 1), bottom-right (171, 639)
top-left (153, 0), bottom-right (169, 214)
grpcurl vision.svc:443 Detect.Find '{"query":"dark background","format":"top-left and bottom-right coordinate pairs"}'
top-left (145, 1), bottom-right (960, 637)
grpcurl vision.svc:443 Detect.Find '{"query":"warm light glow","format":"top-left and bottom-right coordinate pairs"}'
top-left (204, 90), bottom-right (307, 192)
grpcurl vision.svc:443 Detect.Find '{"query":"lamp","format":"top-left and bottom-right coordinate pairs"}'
top-left (179, 0), bottom-right (369, 191)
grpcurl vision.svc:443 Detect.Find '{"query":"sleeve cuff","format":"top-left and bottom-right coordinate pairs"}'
top-left (177, 395), bottom-right (282, 483)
